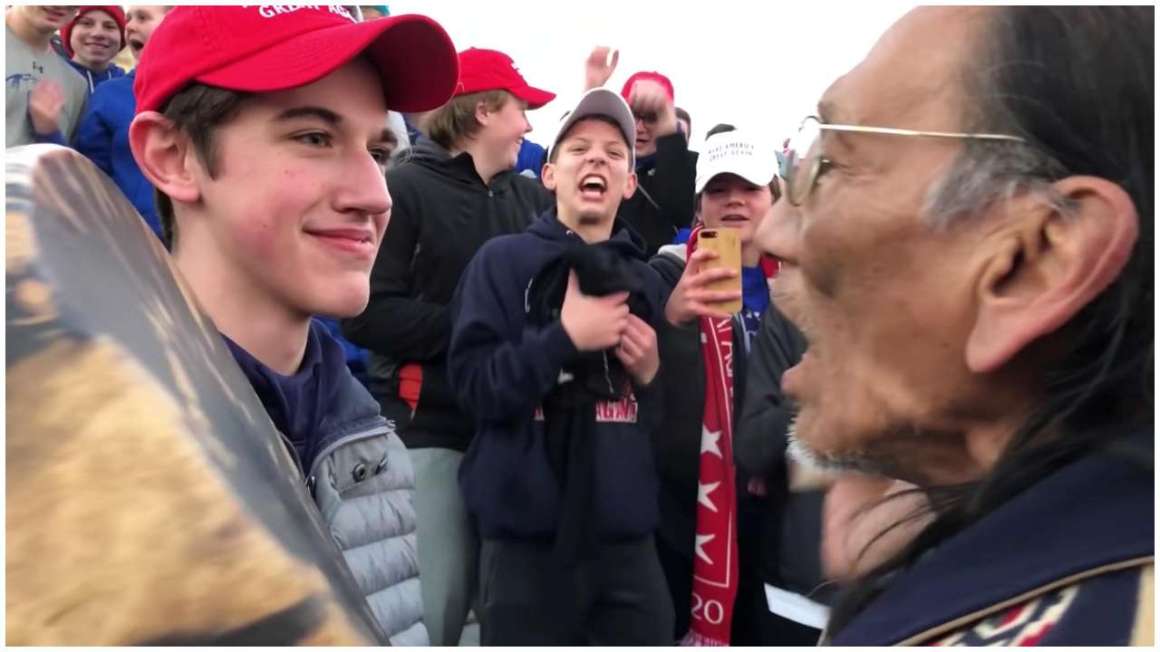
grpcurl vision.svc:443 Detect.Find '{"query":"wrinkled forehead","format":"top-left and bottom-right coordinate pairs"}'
top-left (819, 7), bottom-right (990, 130)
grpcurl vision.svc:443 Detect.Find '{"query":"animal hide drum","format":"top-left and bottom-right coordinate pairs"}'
top-left (5, 145), bottom-right (383, 645)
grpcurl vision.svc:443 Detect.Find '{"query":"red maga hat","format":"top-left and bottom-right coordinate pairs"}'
top-left (455, 47), bottom-right (555, 109)
top-left (133, 6), bottom-right (459, 114)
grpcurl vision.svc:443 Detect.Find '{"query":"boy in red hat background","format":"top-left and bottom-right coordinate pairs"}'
top-left (342, 45), bottom-right (556, 646)
top-left (616, 70), bottom-right (698, 255)
top-left (74, 6), bottom-right (173, 240)
top-left (128, 5), bottom-right (459, 644)
top-left (60, 6), bottom-right (127, 94)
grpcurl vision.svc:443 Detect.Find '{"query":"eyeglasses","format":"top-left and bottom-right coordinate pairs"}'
top-left (779, 115), bottom-right (1027, 206)
top-left (633, 111), bottom-right (658, 125)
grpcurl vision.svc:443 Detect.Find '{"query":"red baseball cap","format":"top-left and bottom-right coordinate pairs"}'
top-left (61, 6), bottom-right (126, 59)
top-left (455, 47), bottom-right (555, 109)
top-left (133, 6), bottom-right (459, 115)
top-left (620, 71), bottom-right (675, 104)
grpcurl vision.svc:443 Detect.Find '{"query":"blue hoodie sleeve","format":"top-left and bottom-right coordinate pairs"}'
top-left (448, 241), bottom-right (579, 424)
top-left (73, 89), bottom-right (114, 177)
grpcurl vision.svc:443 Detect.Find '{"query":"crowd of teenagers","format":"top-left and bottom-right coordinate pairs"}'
top-left (5, 4), bottom-right (1153, 647)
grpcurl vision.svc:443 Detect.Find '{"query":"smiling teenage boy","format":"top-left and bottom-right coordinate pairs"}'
top-left (127, 6), bottom-right (458, 644)
top-left (448, 88), bottom-right (674, 644)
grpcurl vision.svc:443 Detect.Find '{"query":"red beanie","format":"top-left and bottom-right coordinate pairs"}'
top-left (61, 6), bottom-right (127, 59)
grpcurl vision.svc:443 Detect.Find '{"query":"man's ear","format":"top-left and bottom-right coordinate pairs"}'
top-left (128, 111), bottom-right (201, 206)
top-left (622, 169), bottom-right (638, 199)
top-left (541, 160), bottom-right (558, 191)
top-left (966, 176), bottom-right (1139, 373)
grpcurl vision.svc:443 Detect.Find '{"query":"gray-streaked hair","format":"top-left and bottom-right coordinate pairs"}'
top-left (922, 140), bottom-right (1074, 228)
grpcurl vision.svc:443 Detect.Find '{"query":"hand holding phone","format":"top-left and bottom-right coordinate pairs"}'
top-left (663, 230), bottom-right (744, 326)
top-left (696, 229), bottom-right (742, 314)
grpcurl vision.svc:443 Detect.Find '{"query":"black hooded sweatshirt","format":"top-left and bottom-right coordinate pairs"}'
top-left (618, 132), bottom-right (698, 255)
top-left (342, 140), bottom-right (553, 451)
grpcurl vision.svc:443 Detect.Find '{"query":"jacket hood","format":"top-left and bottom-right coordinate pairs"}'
top-left (403, 138), bottom-right (452, 167)
top-left (527, 208), bottom-right (650, 261)
top-left (403, 138), bottom-right (521, 190)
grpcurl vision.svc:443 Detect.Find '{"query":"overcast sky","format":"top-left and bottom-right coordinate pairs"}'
top-left (387, 1), bottom-right (915, 151)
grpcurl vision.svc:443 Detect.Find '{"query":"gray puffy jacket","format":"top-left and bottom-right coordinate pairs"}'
top-left (308, 373), bottom-right (427, 645)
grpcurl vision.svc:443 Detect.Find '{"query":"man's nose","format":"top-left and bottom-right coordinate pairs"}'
top-left (755, 196), bottom-right (802, 264)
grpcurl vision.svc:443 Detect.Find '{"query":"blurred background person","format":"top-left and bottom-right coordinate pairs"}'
top-left (6, 5), bottom-right (87, 147)
top-left (59, 6), bottom-right (126, 94)
top-left (74, 6), bottom-right (172, 240)
top-left (619, 70), bottom-right (697, 254)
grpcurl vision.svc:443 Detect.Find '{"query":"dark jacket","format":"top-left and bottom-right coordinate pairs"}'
top-left (73, 71), bottom-right (162, 240)
top-left (733, 304), bottom-right (832, 606)
top-left (225, 322), bottom-right (427, 645)
top-left (828, 433), bottom-right (1154, 645)
top-left (619, 132), bottom-right (697, 255)
top-left (342, 140), bottom-right (553, 451)
top-left (448, 210), bottom-right (670, 543)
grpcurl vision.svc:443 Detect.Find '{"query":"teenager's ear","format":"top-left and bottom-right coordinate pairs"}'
top-left (475, 100), bottom-right (493, 127)
top-left (128, 111), bottom-right (201, 206)
top-left (622, 169), bottom-right (638, 200)
top-left (541, 161), bottom-right (558, 191)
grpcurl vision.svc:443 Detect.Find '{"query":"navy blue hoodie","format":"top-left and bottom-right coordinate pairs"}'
top-left (448, 209), bottom-right (671, 542)
top-left (222, 320), bottom-right (348, 472)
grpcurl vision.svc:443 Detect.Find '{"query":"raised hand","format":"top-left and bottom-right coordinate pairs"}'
top-left (585, 46), bottom-right (619, 90)
top-left (627, 78), bottom-right (678, 136)
top-left (28, 80), bottom-right (65, 136)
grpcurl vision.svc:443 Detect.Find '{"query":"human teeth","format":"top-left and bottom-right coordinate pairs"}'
top-left (581, 176), bottom-right (606, 189)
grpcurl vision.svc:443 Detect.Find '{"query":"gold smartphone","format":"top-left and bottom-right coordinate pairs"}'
top-left (697, 228), bottom-right (742, 314)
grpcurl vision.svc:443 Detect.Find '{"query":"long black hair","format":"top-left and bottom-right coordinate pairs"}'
top-left (827, 5), bottom-right (1154, 636)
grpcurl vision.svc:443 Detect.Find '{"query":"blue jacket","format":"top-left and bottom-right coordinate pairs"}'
top-left (66, 59), bottom-right (125, 94)
top-left (448, 210), bottom-right (670, 542)
top-left (516, 139), bottom-right (546, 176)
top-left (828, 432), bottom-right (1154, 645)
top-left (73, 71), bottom-right (162, 240)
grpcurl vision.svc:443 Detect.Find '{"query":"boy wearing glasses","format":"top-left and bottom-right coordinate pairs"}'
top-left (617, 71), bottom-right (698, 255)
